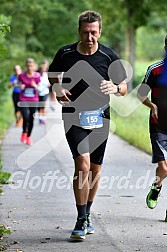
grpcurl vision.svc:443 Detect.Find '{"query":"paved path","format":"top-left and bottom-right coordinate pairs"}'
top-left (1, 104), bottom-right (167, 252)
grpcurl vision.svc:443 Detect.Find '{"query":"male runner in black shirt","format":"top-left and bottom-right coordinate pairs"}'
top-left (49, 10), bottom-right (127, 240)
top-left (138, 36), bottom-right (167, 213)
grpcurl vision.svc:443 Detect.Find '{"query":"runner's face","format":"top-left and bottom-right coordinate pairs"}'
top-left (78, 21), bottom-right (101, 49)
top-left (26, 62), bottom-right (36, 73)
top-left (14, 65), bottom-right (22, 75)
top-left (40, 63), bottom-right (48, 72)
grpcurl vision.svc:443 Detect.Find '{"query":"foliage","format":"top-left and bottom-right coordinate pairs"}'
top-left (136, 27), bottom-right (165, 61)
top-left (0, 0), bottom-right (88, 57)
top-left (0, 0), bottom-right (167, 64)
top-left (136, 11), bottom-right (167, 61)
top-left (0, 225), bottom-right (11, 238)
top-left (0, 161), bottom-right (11, 242)
top-left (0, 95), bottom-right (13, 139)
top-left (0, 157), bottom-right (11, 191)
top-left (0, 14), bottom-right (11, 33)
top-left (0, 14), bottom-right (11, 60)
top-left (0, 172), bottom-right (11, 185)
top-left (0, 97), bottom-right (12, 244)
top-left (0, 10), bottom-right (12, 246)
top-left (0, 14), bottom-right (11, 103)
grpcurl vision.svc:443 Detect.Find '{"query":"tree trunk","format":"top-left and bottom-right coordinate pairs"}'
top-left (125, 22), bottom-right (136, 91)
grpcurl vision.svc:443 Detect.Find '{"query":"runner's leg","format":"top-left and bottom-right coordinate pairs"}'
top-left (87, 163), bottom-right (101, 203)
top-left (27, 107), bottom-right (36, 137)
top-left (156, 160), bottom-right (167, 187)
top-left (20, 107), bottom-right (29, 133)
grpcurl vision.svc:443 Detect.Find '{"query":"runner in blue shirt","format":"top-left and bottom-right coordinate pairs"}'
top-left (9, 65), bottom-right (22, 126)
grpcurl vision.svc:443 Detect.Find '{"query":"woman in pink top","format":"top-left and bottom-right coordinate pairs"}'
top-left (19, 58), bottom-right (40, 145)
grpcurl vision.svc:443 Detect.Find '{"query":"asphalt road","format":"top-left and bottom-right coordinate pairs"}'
top-left (1, 103), bottom-right (167, 252)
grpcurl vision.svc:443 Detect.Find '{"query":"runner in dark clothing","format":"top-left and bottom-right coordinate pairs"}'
top-left (49, 10), bottom-right (127, 240)
top-left (138, 35), bottom-right (167, 213)
top-left (9, 65), bottom-right (22, 126)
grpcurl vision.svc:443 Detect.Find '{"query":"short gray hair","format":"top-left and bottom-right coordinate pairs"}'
top-left (78, 10), bottom-right (102, 29)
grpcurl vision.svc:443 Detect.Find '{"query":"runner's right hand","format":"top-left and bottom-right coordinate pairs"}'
top-left (56, 88), bottom-right (71, 105)
top-left (21, 84), bottom-right (25, 90)
top-left (151, 103), bottom-right (158, 121)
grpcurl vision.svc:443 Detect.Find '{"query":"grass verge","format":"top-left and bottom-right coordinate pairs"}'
top-left (110, 60), bottom-right (154, 154)
top-left (0, 94), bottom-right (13, 140)
top-left (0, 93), bottom-right (13, 187)
top-left (110, 104), bottom-right (152, 154)
top-left (0, 94), bottom-right (13, 245)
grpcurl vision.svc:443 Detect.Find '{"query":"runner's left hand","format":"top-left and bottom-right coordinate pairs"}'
top-left (100, 80), bottom-right (117, 95)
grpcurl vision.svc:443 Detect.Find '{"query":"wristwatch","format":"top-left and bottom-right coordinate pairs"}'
top-left (116, 85), bottom-right (121, 94)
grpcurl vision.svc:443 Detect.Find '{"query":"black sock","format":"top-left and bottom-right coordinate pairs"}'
top-left (76, 204), bottom-right (87, 219)
top-left (154, 182), bottom-right (162, 190)
top-left (86, 201), bottom-right (93, 215)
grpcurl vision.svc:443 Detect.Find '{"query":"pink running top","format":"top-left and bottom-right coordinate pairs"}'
top-left (19, 72), bottom-right (41, 101)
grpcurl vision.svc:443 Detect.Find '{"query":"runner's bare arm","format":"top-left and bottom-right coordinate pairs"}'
top-left (100, 80), bottom-right (127, 96)
top-left (143, 98), bottom-right (158, 120)
top-left (137, 85), bottom-right (158, 119)
top-left (48, 74), bottom-right (71, 103)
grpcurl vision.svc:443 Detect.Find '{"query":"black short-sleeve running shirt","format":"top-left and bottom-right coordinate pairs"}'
top-left (49, 42), bottom-right (126, 113)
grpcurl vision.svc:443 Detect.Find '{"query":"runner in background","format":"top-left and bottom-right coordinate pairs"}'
top-left (49, 66), bottom-right (57, 110)
top-left (38, 60), bottom-right (50, 124)
top-left (9, 65), bottom-right (22, 126)
top-left (138, 35), bottom-right (167, 213)
top-left (18, 58), bottom-right (40, 145)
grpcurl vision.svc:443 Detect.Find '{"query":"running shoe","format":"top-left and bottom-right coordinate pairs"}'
top-left (20, 132), bottom-right (27, 143)
top-left (26, 136), bottom-right (33, 145)
top-left (70, 218), bottom-right (87, 240)
top-left (146, 183), bottom-right (161, 209)
top-left (86, 214), bottom-right (94, 234)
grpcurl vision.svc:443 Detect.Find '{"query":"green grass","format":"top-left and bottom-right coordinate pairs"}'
top-left (0, 93), bottom-right (13, 187)
top-left (0, 171), bottom-right (11, 185)
top-left (110, 104), bottom-right (152, 154)
top-left (0, 93), bottom-right (13, 140)
top-left (0, 94), bottom-right (13, 246)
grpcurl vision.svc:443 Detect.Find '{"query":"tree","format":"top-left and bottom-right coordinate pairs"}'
top-left (123, 0), bottom-right (152, 89)
top-left (0, 14), bottom-right (11, 98)
top-left (0, 0), bottom-right (89, 58)
top-left (88, 0), bottom-right (167, 89)
top-left (0, 14), bottom-right (10, 61)
top-left (1, 0), bottom-right (167, 90)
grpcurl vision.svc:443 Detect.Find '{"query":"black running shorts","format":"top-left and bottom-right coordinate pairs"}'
top-left (151, 134), bottom-right (167, 163)
top-left (64, 118), bottom-right (109, 165)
